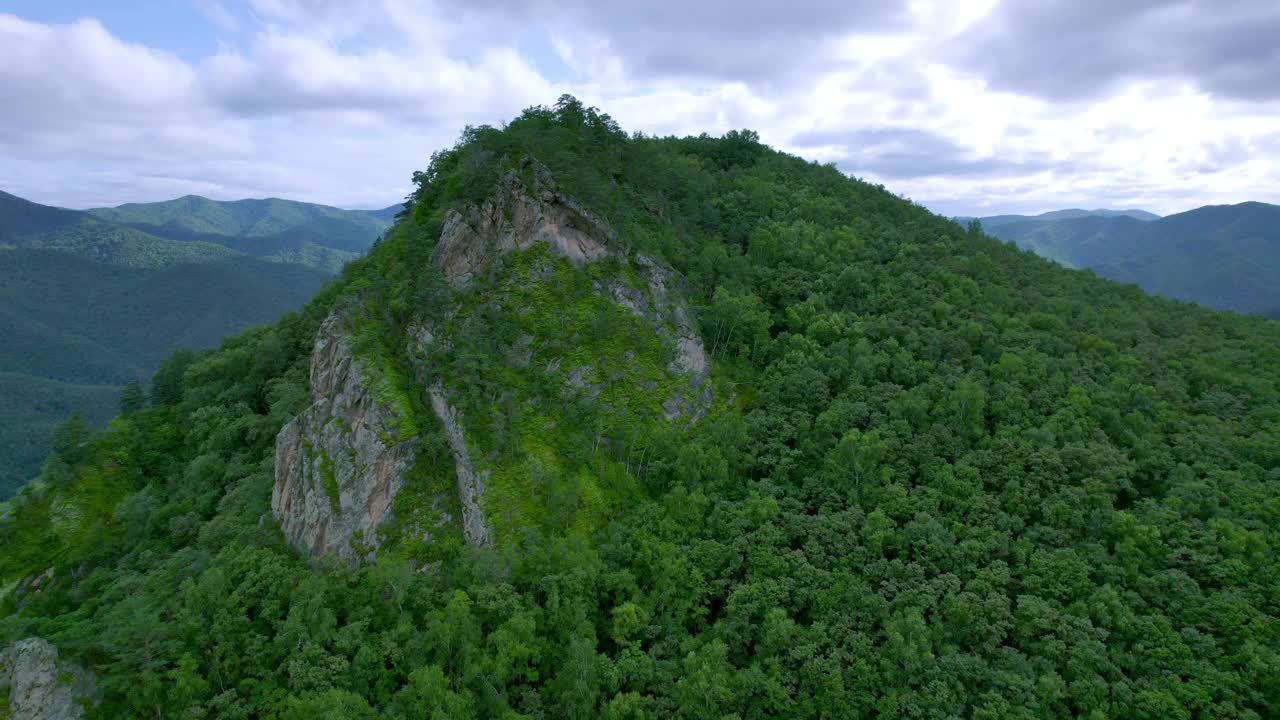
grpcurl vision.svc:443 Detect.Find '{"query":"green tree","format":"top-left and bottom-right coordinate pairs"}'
top-left (50, 411), bottom-right (91, 465)
top-left (150, 348), bottom-right (195, 406)
top-left (119, 380), bottom-right (146, 416)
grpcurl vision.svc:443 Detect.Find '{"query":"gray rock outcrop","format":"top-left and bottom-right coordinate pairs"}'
top-left (0, 638), bottom-right (97, 720)
top-left (272, 311), bottom-right (419, 562)
top-left (597, 255), bottom-right (712, 422)
top-left (434, 160), bottom-right (614, 288)
top-left (427, 385), bottom-right (491, 547)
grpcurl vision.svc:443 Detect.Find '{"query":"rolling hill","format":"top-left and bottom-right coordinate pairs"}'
top-left (976, 202), bottom-right (1280, 315)
top-left (953, 207), bottom-right (1159, 231)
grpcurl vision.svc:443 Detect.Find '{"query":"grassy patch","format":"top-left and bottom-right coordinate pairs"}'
top-left (317, 447), bottom-right (340, 513)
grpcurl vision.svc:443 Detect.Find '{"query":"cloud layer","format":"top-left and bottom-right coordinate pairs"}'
top-left (1, 0), bottom-right (1277, 216)
top-left (952, 0), bottom-right (1280, 101)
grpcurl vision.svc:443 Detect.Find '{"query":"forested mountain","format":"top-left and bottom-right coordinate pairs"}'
top-left (975, 202), bottom-right (1280, 316)
top-left (87, 196), bottom-right (397, 274)
top-left (0, 191), bottom-right (236, 268)
top-left (2, 98), bottom-right (1278, 718)
top-left (0, 193), bottom-right (344, 499)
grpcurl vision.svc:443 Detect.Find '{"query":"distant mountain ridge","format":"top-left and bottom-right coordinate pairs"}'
top-left (352, 204), bottom-right (404, 223)
top-left (972, 201), bottom-right (1280, 316)
top-left (0, 190), bottom-right (396, 498)
top-left (87, 195), bottom-right (399, 273)
top-left (0, 190), bottom-right (236, 268)
top-left (953, 207), bottom-right (1160, 230)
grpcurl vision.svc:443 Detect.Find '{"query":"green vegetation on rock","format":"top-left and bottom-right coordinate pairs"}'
top-left (2, 97), bottom-right (1279, 718)
top-left (421, 244), bottom-right (687, 545)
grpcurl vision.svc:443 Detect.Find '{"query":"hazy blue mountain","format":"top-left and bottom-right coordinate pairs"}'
top-left (953, 207), bottom-right (1159, 230)
top-left (1038, 208), bottom-right (1161, 222)
top-left (353, 203), bottom-right (405, 223)
top-left (978, 202), bottom-right (1280, 316)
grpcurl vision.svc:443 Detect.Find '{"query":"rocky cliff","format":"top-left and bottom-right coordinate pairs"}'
top-left (273, 160), bottom-right (712, 562)
top-left (272, 311), bottom-right (421, 562)
top-left (433, 161), bottom-right (614, 287)
top-left (0, 638), bottom-right (97, 720)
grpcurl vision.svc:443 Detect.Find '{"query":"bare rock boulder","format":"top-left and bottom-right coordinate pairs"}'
top-left (0, 638), bottom-right (97, 720)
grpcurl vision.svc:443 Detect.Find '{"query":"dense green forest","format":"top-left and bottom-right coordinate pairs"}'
top-left (2, 97), bottom-right (1278, 718)
top-left (973, 203), bottom-right (1280, 316)
top-left (0, 191), bottom-right (392, 498)
top-left (0, 248), bottom-right (330, 498)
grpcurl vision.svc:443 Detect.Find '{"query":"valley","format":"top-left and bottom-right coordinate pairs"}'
top-left (0, 191), bottom-right (398, 498)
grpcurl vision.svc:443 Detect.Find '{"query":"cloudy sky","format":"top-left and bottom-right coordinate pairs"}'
top-left (2, 0), bottom-right (1277, 216)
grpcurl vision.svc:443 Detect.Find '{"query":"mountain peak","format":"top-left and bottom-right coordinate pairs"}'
top-left (274, 157), bottom-right (714, 560)
top-left (4, 100), bottom-right (1280, 718)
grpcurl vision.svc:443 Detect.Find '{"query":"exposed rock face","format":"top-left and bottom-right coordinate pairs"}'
top-left (0, 638), bottom-right (97, 720)
top-left (274, 160), bottom-right (714, 561)
top-left (272, 311), bottom-right (419, 562)
top-left (597, 255), bottom-right (712, 422)
top-left (9, 568), bottom-right (56, 610)
top-left (435, 160), bottom-right (614, 288)
top-left (427, 385), bottom-right (492, 547)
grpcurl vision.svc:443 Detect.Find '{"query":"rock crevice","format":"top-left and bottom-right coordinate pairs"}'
top-left (427, 385), bottom-right (492, 547)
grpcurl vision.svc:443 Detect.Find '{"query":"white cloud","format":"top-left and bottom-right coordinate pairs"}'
top-left (0, 2), bottom-right (1277, 216)
top-left (0, 15), bottom-right (198, 128)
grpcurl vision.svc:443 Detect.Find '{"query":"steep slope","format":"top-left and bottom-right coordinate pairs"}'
top-left (272, 159), bottom-right (712, 562)
top-left (0, 373), bottom-right (120, 499)
top-left (983, 202), bottom-right (1280, 315)
top-left (88, 195), bottom-right (395, 273)
top-left (1, 99), bottom-right (1278, 718)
